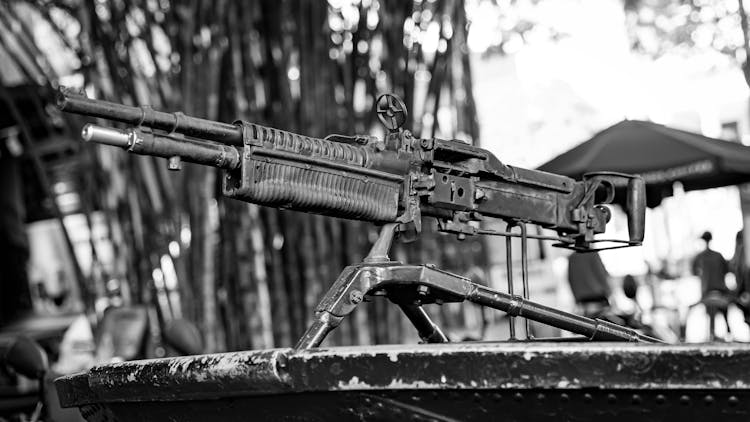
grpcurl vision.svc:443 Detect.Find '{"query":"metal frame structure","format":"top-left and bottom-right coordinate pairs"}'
top-left (295, 223), bottom-right (659, 349)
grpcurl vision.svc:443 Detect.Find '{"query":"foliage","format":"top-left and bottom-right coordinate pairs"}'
top-left (1, 0), bottom-right (487, 352)
top-left (465, 0), bottom-right (568, 56)
top-left (624, 0), bottom-right (748, 76)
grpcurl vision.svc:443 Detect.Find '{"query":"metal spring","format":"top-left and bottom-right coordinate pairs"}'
top-left (240, 122), bottom-right (368, 167)
top-left (245, 159), bottom-right (399, 222)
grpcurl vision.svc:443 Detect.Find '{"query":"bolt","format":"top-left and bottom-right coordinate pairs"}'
top-left (417, 285), bottom-right (430, 296)
top-left (349, 290), bottom-right (363, 304)
top-left (655, 394), bottom-right (666, 405)
top-left (680, 395), bottom-right (690, 405)
top-left (729, 396), bottom-right (739, 406)
top-left (704, 395), bottom-right (714, 405)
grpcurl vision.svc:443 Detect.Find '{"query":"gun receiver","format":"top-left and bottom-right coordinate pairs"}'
top-left (58, 88), bottom-right (645, 250)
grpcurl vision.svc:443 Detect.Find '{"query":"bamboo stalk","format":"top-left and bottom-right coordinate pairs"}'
top-left (19, 0), bottom-right (486, 349)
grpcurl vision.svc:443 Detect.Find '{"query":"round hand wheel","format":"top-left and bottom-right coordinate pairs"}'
top-left (375, 93), bottom-right (408, 132)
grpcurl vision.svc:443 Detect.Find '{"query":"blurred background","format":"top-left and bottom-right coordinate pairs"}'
top-left (2, 0), bottom-right (750, 381)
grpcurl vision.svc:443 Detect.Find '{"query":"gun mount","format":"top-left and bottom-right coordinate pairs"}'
top-left (58, 87), bottom-right (656, 347)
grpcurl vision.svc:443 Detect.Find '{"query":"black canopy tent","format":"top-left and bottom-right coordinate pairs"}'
top-left (538, 120), bottom-right (750, 207)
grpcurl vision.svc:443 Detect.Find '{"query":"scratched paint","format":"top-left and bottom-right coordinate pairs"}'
top-left (55, 342), bottom-right (750, 421)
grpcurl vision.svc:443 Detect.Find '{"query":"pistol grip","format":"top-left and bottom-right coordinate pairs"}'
top-left (626, 177), bottom-right (646, 243)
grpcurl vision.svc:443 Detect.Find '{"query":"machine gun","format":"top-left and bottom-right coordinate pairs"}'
top-left (57, 87), bottom-right (657, 346)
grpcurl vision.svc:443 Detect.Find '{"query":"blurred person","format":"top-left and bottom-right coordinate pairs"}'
top-left (0, 138), bottom-right (32, 328)
top-left (620, 274), bottom-right (642, 324)
top-left (618, 274), bottom-right (661, 338)
top-left (730, 230), bottom-right (750, 326)
top-left (692, 231), bottom-right (731, 339)
top-left (622, 274), bottom-right (639, 303)
top-left (692, 231), bottom-right (730, 295)
top-left (567, 251), bottom-right (611, 318)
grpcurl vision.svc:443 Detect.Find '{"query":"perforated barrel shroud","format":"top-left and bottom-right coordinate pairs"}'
top-left (223, 122), bottom-right (402, 222)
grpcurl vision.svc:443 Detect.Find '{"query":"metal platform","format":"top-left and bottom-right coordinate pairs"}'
top-left (56, 342), bottom-right (750, 421)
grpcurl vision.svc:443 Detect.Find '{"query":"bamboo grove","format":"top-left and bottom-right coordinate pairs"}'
top-left (0, 0), bottom-right (489, 353)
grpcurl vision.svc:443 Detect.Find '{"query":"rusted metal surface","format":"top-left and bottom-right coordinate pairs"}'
top-left (57, 342), bottom-right (750, 421)
top-left (58, 88), bottom-right (645, 250)
top-left (57, 90), bottom-right (745, 421)
top-left (293, 258), bottom-right (658, 349)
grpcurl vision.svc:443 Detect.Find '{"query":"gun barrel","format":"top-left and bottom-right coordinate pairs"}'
top-left (58, 89), bottom-right (243, 145)
top-left (82, 124), bottom-right (131, 148)
top-left (82, 124), bottom-right (241, 170)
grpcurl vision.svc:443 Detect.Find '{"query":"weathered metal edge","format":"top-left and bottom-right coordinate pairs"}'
top-left (54, 342), bottom-right (750, 407)
top-left (55, 348), bottom-right (288, 406)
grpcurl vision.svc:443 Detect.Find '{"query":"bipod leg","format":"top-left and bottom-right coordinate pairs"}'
top-left (363, 223), bottom-right (398, 263)
top-left (396, 303), bottom-right (448, 343)
top-left (465, 283), bottom-right (661, 343)
top-left (505, 222), bottom-right (517, 340)
top-left (519, 223), bottom-right (531, 339)
top-left (294, 224), bottom-right (399, 350)
top-left (294, 312), bottom-right (343, 350)
top-left (507, 222), bottom-right (532, 339)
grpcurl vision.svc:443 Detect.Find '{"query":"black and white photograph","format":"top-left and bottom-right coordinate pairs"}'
top-left (1, 0), bottom-right (750, 420)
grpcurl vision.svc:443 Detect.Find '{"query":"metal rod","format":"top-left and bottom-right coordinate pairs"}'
top-left (467, 284), bottom-right (661, 343)
top-left (398, 304), bottom-right (448, 343)
top-left (296, 224), bottom-right (401, 350)
top-left (505, 223), bottom-right (516, 340)
top-left (294, 312), bottom-right (343, 350)
top-left (476, 228), bottom-right (573, 243)
top-left (364, 223), bottom-right (399, 263)
top-left (520, 223), bottom-right (531, 339)
top-left (82, 125), bottom-right (241, 170)
top-left (57, 88), bottom-right (243, 145)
